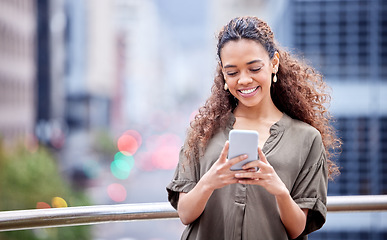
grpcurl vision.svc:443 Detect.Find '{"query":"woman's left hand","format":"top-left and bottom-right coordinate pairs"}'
top-left (235, 147), bottom-right (289, 197)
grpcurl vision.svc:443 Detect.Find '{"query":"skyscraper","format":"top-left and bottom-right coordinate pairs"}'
top-left (0, 1), bottom-right (36, 142)
top-left (291, 0), bottom-right (387, 239)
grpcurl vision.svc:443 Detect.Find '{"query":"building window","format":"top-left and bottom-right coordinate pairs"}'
top-left (293, 0), bottom-right (387, 81)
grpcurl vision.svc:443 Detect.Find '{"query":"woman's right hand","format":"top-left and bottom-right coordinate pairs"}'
top-left (177, 141), bottom-right (249, 225)
top-left (200, 141), bottom-right (249, 191)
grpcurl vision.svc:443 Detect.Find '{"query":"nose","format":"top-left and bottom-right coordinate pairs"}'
top-left (237, 70), bottom-right (253, 85)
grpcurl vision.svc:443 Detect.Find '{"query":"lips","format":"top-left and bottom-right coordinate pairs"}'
top-left (238, 86), bottom-right (259, 96)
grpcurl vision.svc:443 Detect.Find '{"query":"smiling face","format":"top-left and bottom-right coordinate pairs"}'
top-left (220, 39), bottom-right (278, 111)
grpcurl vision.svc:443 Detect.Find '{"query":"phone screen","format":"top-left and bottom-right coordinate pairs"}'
top-left (228, 129), bottom-right (259, 171)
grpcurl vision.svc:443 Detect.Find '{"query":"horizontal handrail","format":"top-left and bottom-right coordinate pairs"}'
top-left (0, 202), bottom-right (178, 232)
top-left (327, 194), bottom-right (387, 212)
top-left (1, 195), bottom-right (387, 232)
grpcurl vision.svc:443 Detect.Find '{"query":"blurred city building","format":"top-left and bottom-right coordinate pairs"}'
top-left (210, 0), bottom-right (289, 35)
top-left (290, 0), bottom-right (387, 239)
top-left (35, 0), bottom-right (68, 148)
top-left (0, 0), bottom-right (36, 142)
top-left (65, 0), bottom-right (119, 132)
top-left (114, 0), bottom-right (161, 126)
top-left (0, 0), bottom-right (115, 148)
top-left (1, 0), bottom-right (387, 239)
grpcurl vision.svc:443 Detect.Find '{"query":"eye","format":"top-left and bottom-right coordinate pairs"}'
top-left (227, 71), bottom-right (238, 76)
top-left (250, 67), bottom-right (261, 72)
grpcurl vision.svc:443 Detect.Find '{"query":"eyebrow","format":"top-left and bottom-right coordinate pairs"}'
top-left (223, 59), bottom-right (263, 69)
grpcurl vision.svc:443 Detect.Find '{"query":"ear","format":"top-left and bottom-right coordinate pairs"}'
top-left (272, 51), bottom-right (280, 73)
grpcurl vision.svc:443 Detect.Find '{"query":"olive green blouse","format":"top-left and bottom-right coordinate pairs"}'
top-left (167, 113), bottom-right (328, 240)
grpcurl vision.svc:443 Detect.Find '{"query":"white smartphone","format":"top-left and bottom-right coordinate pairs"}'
top-left (228, 129), bottom-right (259, 171)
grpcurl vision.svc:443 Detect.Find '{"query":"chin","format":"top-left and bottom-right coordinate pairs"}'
top-left (239, 102), bottom-right (261, 109)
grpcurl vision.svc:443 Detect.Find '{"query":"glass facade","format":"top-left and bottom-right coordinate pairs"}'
top-left (293, 0), bottom-right (387, 81)
top-left (292, 0), bottom-right (387, 239)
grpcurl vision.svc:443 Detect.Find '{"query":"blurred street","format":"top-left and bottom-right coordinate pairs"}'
top-left (59, 128), bottom-right (185, 239)
top-left (1, 0), bottom-right (387, 239)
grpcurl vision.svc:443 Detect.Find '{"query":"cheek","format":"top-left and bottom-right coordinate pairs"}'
top-left (259, 71), bottom-right (273, 85)
top-left (227, 81), bottom-right (239, 94)
top-left (227, 80), bottom-right (236, 88)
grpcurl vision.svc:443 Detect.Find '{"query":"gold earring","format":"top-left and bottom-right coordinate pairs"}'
top-left (224, 83), bottom-right (228, 91)
top-left (273, 74), bottom-right (277, 83)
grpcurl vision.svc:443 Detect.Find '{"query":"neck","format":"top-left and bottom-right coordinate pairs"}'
top-left (234, 99), bottom-right (282, 121)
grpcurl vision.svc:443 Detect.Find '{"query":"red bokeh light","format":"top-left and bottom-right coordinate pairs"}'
top-left (107, 183), bottom-right (127, 202)
top-left (123, 130), bottom-right (142, 146)
top-left (146, 133), bottom-right (181, 170)
top-left (117, 134), bottom-right (138, 155)
top-left (135, 152), bottom-right (155, 171)
top-left (36, 202), bottom-right (51, 209)
top-left (117, 130), bottom-right (142, 155)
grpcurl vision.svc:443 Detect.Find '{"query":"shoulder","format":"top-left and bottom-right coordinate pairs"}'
top-left (284, 115), bottom-right (322, 145)
top-left (289, 117), bottom-right (320, 134)
top-left (283, 116), bottom-right (326, 170)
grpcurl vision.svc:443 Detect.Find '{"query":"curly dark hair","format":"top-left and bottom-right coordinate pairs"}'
top-left (185, 16), bottom-right (341, 179)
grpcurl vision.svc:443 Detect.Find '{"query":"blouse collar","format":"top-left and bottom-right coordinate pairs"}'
top-left (227, 112), bottom-right (291, 134)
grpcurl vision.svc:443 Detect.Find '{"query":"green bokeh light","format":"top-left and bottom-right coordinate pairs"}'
top-left (111, 152), bottom-right (135, 179)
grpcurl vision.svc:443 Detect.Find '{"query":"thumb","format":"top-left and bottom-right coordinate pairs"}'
top-left (218, 141), bottom-right (229, 163)
top-left (258, 147), bottom-right (269, 164)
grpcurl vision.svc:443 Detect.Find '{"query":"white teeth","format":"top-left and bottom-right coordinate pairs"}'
top-left (240, 87), bottom-right (258, 94)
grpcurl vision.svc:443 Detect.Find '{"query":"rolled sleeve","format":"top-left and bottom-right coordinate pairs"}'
top-left (295, 197), bottom-right (327, 235)
top-left (167, 180), bottom-right (197, 209)
top-left (166, 147), bottom-right (199, 209)
top-left (291, 134), bottom-right (328, 236)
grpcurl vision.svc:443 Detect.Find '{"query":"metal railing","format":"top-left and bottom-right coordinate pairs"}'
top-left (1, 195), bottom-right (387, 232)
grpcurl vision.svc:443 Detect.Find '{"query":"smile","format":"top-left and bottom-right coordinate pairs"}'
top-left (238, 86), bottom-right (259, 95)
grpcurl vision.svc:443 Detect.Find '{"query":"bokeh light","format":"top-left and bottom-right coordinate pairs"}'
top-left (117, 130), bottom-right (142, 155)
top-left (36, 202), bottom-right (51, 209)
top-left (111, 152), bottom-right (135, 179)
top-left (135, 152), bottom-right (154, 171)
top-left (51, 197), bottom-right (68, 208)
top-left (151, 145), bottom-right (180, 170)
top-left (107, 183), bottom-right (127, 202)
top-left (114, 129), bottom-right (182, 172)
top-left (145, 133), bottom-right (181, 170)
top-left (123, 130), bottom-right (142, 147)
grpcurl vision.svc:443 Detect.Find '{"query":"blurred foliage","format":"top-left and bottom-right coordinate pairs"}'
top-left (0, 138), bottom-right (92, 240)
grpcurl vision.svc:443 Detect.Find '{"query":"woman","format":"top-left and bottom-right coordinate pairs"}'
top-left (167, 16), bottom-right (340, 240)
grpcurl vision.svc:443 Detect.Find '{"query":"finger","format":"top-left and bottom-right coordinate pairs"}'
top-left (255, 159), bottom-right (273, 172)
top-left (255, 160), bottom-right (266, 169)
top-left (242, 148), bottom-right (269, 170)
top-left (242, 160), bottom-right (259, 170)
top-left (238, 178), bottom-right (261, 185)
top-left (233, 169), bottom-right (253, 174)
top-left (227, 153), bottom-right (248, 167)
top-left (238, 178), bottom-right (269, 186)
top-left (246, 167), bottom-right (257, 172)
top-left (258, 148), bottom-right (269, 165)
top-left (218, 141), bottom-right (229, 163)
top-left (235, 171), bottom-right (264, 180)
